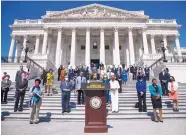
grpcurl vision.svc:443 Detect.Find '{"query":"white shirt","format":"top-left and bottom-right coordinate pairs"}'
top-left (109, 80), bottom-right (120, 90)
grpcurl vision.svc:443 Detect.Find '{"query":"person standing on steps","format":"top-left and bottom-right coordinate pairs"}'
top-left (149, 78), bottom-right (163, 122)
top-left (58, 65), bottom-right (63, 81)
top-left (168, 76), bottom-right (179, 111)
top-left (60, 77), bottom-right (73, 113)
top-left (133, 65), bottom-right (137, 80)
top-left (144, 65), bottom-right (150, 81)
top-left (109, 73), bottom-right (120, 113)
top-left (102, 74), bottom-right (110, 105)
top-left (1, 75), bottom-right (12, 104)
top-left (121, 67), bottom-right (128, 86)
top-left (159, 68), bottom-right (169, 95)
top-left (136, 76), bottom-right (147, 112)
top-left (68, 66), bottom-right (74, 81)
top-left (46, 69), bottom-right (54, 96)
top-left (14, 72), bottom-right (28, 112)
top-left (29, 79), bottom-right (43, 124)
top-left (41, 68), bottom-right (47, 93)
top-left (75, 71), bottom-right (86, 105)
top-left (60, 66), bottom-right (66, 82)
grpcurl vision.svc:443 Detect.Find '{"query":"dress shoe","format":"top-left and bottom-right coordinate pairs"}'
top-left (18, 108), bottom-right (23, 112)
top-left (62, 111), bottom-right (65, 113)
top-left (34, 121), bottom-right (39, 124)
top-left (143, 110), bottom-right (147, 112)
top-left (139, 110), bottom-right (142, 112)
top-left (30, 121), bottom-right (33, 124)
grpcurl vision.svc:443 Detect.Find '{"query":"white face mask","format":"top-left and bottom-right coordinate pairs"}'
top-left (5, 77), bottom-right (8, 80)
top-left (65, 78), bottom-right (68, 81)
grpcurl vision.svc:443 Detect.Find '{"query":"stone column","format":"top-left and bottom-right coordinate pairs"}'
top-left (142, 28), bottom-right (149, 54)
top-left (126, 48), bottom-right (130, 68)
top-left (21, 34), bottom-right (28, 58)
top-left (42, 27), bottom-right (48, 54)
top-left (34, 34), bottom-right (40, 54)
top-left (8, 34), bottom-right (16, 62)
top-left (139, 48), bottom-right (142, 57)
top-left (55, 28), bottom-right (62, 68)
top-left (163, 35), bottom-right (168, 55)
top-left (100, 27), bottom-right (105, 65)
top-left (128, 27), bottom-right (135, 65)
top-left (175, 34), bottom-right (182, 57)
top-left (85, 27), bottom-right (90, 67)
top-left (70, 28), bottom-right (76, 68)
top-left (150, 34), bottom-right (156, 54)
top-left (14, 43), bottom-right (18, 63)
top-left (114, 27), bottom-right (120, 65)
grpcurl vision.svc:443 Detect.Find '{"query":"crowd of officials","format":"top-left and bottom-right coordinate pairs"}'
top-left (1, 62), bottom-right (180, 124)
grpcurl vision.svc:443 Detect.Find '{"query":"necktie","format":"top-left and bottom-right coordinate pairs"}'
top-left (81, 76), bottom-right (82, 81)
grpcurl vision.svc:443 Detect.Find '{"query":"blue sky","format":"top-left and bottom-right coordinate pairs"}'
top-left (1, 1), bottom-right (186, 56)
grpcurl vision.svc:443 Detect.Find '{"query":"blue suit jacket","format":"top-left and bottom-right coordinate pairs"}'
top-left (136, 81), bottom-right (146, 93)
top-left (60, 81), bottom-right (73, 93)
top-left (149, 84), bottom-right (162, 97)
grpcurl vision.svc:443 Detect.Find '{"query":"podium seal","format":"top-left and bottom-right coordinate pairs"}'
top-left (90, 96), bottom-right (102, 109)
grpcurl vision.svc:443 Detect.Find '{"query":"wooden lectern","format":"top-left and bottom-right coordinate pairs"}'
top-left (82, 81), bottom-right (110, 133)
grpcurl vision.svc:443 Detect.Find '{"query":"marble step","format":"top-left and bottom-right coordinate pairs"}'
top-left (3, 110), bottom-right (186, 115)
top-left (3, 114), bottom-right (186, 121)
top-left (2, 106), bottom-right (186, 111)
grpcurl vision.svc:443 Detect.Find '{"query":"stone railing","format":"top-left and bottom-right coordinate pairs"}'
top-left (146, 19), bottom-right (177, 24)
top-left (13, 19), bottom-right (43, 24)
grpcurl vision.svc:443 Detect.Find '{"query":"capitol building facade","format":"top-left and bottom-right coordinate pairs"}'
top-left (8, 4), bottom-right (184, 69)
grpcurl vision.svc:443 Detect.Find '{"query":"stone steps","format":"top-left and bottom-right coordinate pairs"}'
top-left (2, 80), bottom-right (186, 121)
top-left (3, 114), bottom-right (186, 121)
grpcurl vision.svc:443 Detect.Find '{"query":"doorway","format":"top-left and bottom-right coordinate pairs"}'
top-left (91, 59), bottom-right (100, 69)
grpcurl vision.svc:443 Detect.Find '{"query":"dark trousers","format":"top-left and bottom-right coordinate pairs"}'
top-left (137, 92), bottom-right (147, 111)
top-left (14, 91), bottom-right (25, 110)
top-left (78, 90), bottom-right (84, 104)
top-left (58, 74), bottom-right (60, 81)
top-left (145, 73), bottom-right (149, 81)
top-left (133, 73), bottom-right (137, 80)
top-left (62, 91), bottom-right (70, 111)
top-left (161, 82), bottom-right (168, 95)
top-left (42, 79), bottom-right (46, 86)
top-left (117, 79), bottom-right (122, 93)
top-left (1, 88), bottom-right (9, 102)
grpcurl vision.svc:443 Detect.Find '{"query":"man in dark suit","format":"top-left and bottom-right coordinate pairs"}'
top-left (112, 65), bottom-right (117, 76)
top-left (60, 77), bottom-right (73, 113)
top-left (133, 66), bottom-right (138, 80)
top-left (15, 65), bottom-right (26, 83)
top-left (58, 65), bottom-right (63, 81)
top-left (116, 65), bottom-right (122, 93)
top-left (144, 65), bottom-right (150, 81)
top-left (99, 62), bottom-right (104, 69)
top-left (68, 66), bottom-right (74, 81)
top-left (159, 68), bottom-right (169, 95)
top-left (14, 72), bottom-right (28, 112)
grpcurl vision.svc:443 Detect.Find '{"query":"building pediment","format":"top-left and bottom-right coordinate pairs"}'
top-left (42, 3), bottom-right (149, 20)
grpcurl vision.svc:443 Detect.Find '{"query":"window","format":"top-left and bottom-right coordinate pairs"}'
top-left (119, 45), bottom-right (122, 50)
top-left (81, 45), bottom-right (85, 50)
top-left (69, 45), bottom-right (71, 50)
top-left (105, 45), bottom-right (109, 50)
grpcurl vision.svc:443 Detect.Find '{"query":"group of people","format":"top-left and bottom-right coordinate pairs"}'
top-left (136, 67), bottom-right (179, 122)
top-left (1, 63), bottom-right (180, 124)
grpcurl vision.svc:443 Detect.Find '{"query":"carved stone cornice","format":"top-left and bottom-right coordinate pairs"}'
top-left (43, 4), bottom-right (149, 20)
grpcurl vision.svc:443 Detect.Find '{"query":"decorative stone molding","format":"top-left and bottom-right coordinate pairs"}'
top-left (36, 34), bottom-right (40, 38)
top-left (57, 26), bottom-right (63, 32)
top-left (114, 27), bottom-right (118, 32)
top-left (128, 27), bottom-right (133, 32)
top-left (43, 4), bottom-right (149, 20)
top-left (150, 34), bottom-right (154, 39)
top-left (100, 27), bottom-right (104, 32)
top-left (23, 34), bottom-right (28, 39)
top-left (72, 27), bottom-right (76, 32)
top-left (10, 34), bottom-right (16, 39)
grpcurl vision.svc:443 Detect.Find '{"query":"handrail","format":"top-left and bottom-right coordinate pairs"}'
top-left (149, 56), bottom-right (164, 69)
top-left (27, 56), bottom-right (43, 71)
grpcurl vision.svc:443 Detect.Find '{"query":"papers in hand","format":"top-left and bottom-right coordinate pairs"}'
top-left (63, 89), bottom-right (70, 92)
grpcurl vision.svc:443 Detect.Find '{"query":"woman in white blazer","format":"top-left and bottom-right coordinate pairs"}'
top-left (168, 76), bottom-right (179, 111)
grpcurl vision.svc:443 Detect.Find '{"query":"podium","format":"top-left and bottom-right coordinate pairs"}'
top-left (82, 81), bottom-right (110, 133)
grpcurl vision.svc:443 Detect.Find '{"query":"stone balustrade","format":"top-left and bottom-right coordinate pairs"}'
top-left (14, 19), bottom-right (43, 24)
top-left (147, 19), bottom-right (177, 24)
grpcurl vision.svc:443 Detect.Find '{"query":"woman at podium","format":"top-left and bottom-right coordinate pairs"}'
top-left (109, 73), bottom-right (120, 113)
top-left (102, 74), bottom-right (110, 105)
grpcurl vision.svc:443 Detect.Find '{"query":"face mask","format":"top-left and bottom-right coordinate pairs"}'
top-left (35, 82), bottom-right (39, 87)
top-left (5, 77), bottom-right (8, 80)
top-left (22, 76), bottom-right (26, 79)
top-left (65, 78), bottom-right (68, 81)
top-left (111, 77), bottom-right (115, 81)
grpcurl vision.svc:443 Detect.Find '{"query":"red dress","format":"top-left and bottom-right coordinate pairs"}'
top-left (168, 82), bottom-right (178, 100)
